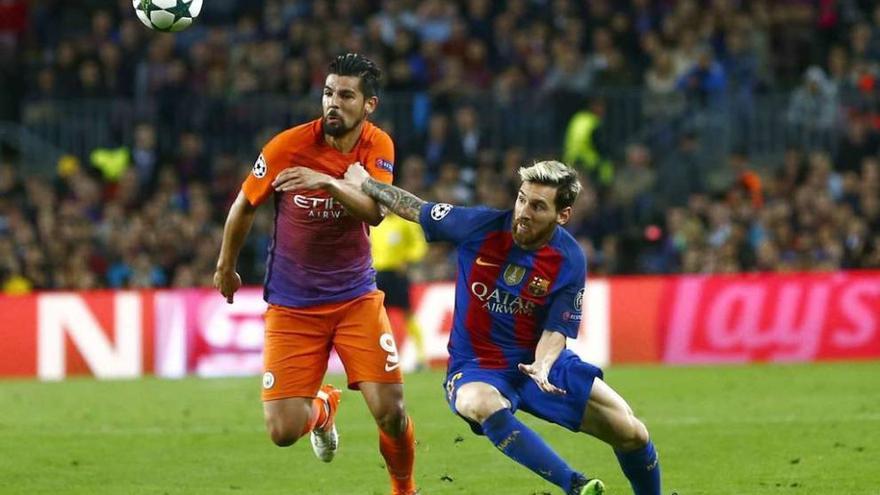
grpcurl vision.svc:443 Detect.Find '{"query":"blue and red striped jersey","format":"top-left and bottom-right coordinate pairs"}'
top-left (419, 202), bottom-right (587, 371)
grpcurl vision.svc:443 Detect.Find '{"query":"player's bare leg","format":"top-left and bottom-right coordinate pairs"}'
top-left (360, 382), bottom-right (417, 495)
top-left (579, 378), bottom-right (660, 495)
top-left (360, 382), bottom-right (407, 435)
top-left (263, 397), bottom-right (315, 447)
top-left (453, 381), bottom-right (508, 422)
top-left (578, 378), bottom-right (649, 450)
top-left (263, 386), bottom-right (340, 461)
top-left (455, 382), bottom-right (599, 495)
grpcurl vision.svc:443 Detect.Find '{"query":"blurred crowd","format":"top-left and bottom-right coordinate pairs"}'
top-left (2, 0), bottom-right (880, 293)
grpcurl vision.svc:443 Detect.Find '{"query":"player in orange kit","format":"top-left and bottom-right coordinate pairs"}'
top-left (213, 53), bottom-right (417, 495)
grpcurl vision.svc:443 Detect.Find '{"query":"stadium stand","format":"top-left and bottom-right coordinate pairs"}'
top-left (1, 0), bottom-right (879, 293)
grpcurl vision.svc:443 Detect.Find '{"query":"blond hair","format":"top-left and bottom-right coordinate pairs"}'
top-left (518, 160), bottom-right (582, 209)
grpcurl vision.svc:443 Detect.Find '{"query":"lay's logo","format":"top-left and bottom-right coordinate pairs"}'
top-left (376, 158), bottom-right (393, 173)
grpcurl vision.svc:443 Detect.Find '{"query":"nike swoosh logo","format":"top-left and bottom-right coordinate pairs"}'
top-left (385, 363), bottom-right (400, 372)
top-left (475, 257), bottom-right (501, 267)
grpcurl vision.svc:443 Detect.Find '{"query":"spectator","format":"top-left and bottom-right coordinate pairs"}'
top-left (786, 66), bottom-right (839, 149)
top-left (654, 131), bottom-right (705, 208)
top-left (643, 49), bottom-right (685, 121)
top-left (420, 113), bottom-right (460, 183)
top-left (611, 143), bottom-right (655, 225)
top-left (676, 45), bottom-right (727, 110)
top-left (835, 112), bottom-right (879, 174)
top-left (541, 43), bottom-right (592, 97)
top-left (5, 0), bottom-right (880, 285)
top-left (562, 97), bottom-right (613, 188)
top-left (130, 123), bottom-right (160, 194)
top-left (711, 151), bottom-right (763, 209)
top-left (451, 105), bottom-right (484, 173)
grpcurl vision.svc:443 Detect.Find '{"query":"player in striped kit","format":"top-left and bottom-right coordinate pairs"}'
top-left (345, 160), bottom-right (662, 495)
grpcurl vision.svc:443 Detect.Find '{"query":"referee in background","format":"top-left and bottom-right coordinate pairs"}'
top-left (371, 212), bottom-right (429, 369)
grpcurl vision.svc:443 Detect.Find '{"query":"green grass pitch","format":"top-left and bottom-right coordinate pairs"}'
top-left (1, 362), bottom-right (878, 494)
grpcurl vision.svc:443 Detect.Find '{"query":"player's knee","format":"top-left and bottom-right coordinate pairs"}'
top-left (264, 415), bottom-right (303, 447)
top-left (266, 424), bottom-right (300, 447)
top-left (455, 388), bottom-right (504, 424)
top-left (270, 429), bottom-right (300, 447)
top-left (374, 402), bottom-right (407, 436)
top-left (616, 416), bottom-right (650, 452)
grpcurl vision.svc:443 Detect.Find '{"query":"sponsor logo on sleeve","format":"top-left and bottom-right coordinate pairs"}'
top-left (562, 311), bottom-right (582, 322)
top-left (376, 158), bottom-right (394, 173)
top-left (252, 154), bottom-right (267, 178)
top-left (574, 288), bottom-right (584, 311)
top-left (430, 203), bottom-right (453, 221)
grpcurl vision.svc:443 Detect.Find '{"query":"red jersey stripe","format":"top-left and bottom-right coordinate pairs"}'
top-left (513, 244), bottom-right (564, 349)
top-left (463, 231), bottom-right (513, 368)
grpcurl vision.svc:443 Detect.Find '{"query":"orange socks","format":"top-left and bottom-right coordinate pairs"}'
top-left (379, 415), bottom-right (416, 495)
top-left (299, 396), bottom-right (329, 437)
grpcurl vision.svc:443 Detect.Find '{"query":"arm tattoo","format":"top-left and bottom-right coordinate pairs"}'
top-left (362, 178), bottom-right (425, 222)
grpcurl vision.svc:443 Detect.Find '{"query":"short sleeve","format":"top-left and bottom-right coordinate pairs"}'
top-left (542, 252), bottom-right (587, 339)
top-left (362, 130), bottom-right (394, 185)
top-left (418, 202), bottom-right (501, 245)
top-left (241, 132), bottom-right (291, 206)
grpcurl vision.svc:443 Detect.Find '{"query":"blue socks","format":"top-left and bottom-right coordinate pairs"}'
top-left (481, 408), bottom-right (662, 495)
top-left (481, 409), bottom-right (582, 493)
top-left (615, 440), bottom-right (661, 495)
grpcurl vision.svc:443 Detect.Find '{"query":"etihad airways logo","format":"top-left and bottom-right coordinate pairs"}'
top-left (292, 194), bottom-right (347, 219)
top-left (471, 282), bottom-right (537, 316)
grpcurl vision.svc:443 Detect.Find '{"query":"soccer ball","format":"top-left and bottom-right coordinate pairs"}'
top-left (133, 0), bottom-right (203, 32)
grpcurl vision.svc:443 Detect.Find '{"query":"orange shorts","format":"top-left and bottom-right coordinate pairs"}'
top-left (261, 290), bottom-right (403, 401)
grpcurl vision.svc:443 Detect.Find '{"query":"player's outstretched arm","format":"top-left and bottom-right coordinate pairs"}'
top-left (213, 191), bottom-right (257, 303)
top-left (325, 178), bottom-right (385, 226)
top-left (345, 163), bottom-right (425, 222)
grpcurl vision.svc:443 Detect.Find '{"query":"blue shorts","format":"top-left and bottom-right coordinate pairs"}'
top-left (442, 350), bottom-right (604, 435)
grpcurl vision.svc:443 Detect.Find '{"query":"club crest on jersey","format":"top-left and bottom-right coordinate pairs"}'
top-left (431, 203), bottom-right (453, 221)
top-left (262, 371), bottom-right (275, 389)
top-left (527, 276), bottom-right (551, 297)
top-left (376, 158), bottom-right (393, 173)
top-left (503, 265), bottom-right (527, 285)
top-left (252, 153), bottom-right (267, 178)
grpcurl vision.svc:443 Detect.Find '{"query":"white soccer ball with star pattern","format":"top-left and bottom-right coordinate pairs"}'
top-left (133, 0), bottom-right (203, 32)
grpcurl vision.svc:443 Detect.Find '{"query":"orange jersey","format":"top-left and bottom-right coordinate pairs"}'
top-left (242, 118), bottom-right (394, 307)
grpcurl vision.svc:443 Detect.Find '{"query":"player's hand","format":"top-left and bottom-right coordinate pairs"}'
top-left (272, 167), bottom-right (333, 192)
top-left (343, 162), bottom-right (369, 188)
top-left (518, 362), bottom-right (566, 395)
top-left (213, 268), bottom-right (242, 304)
